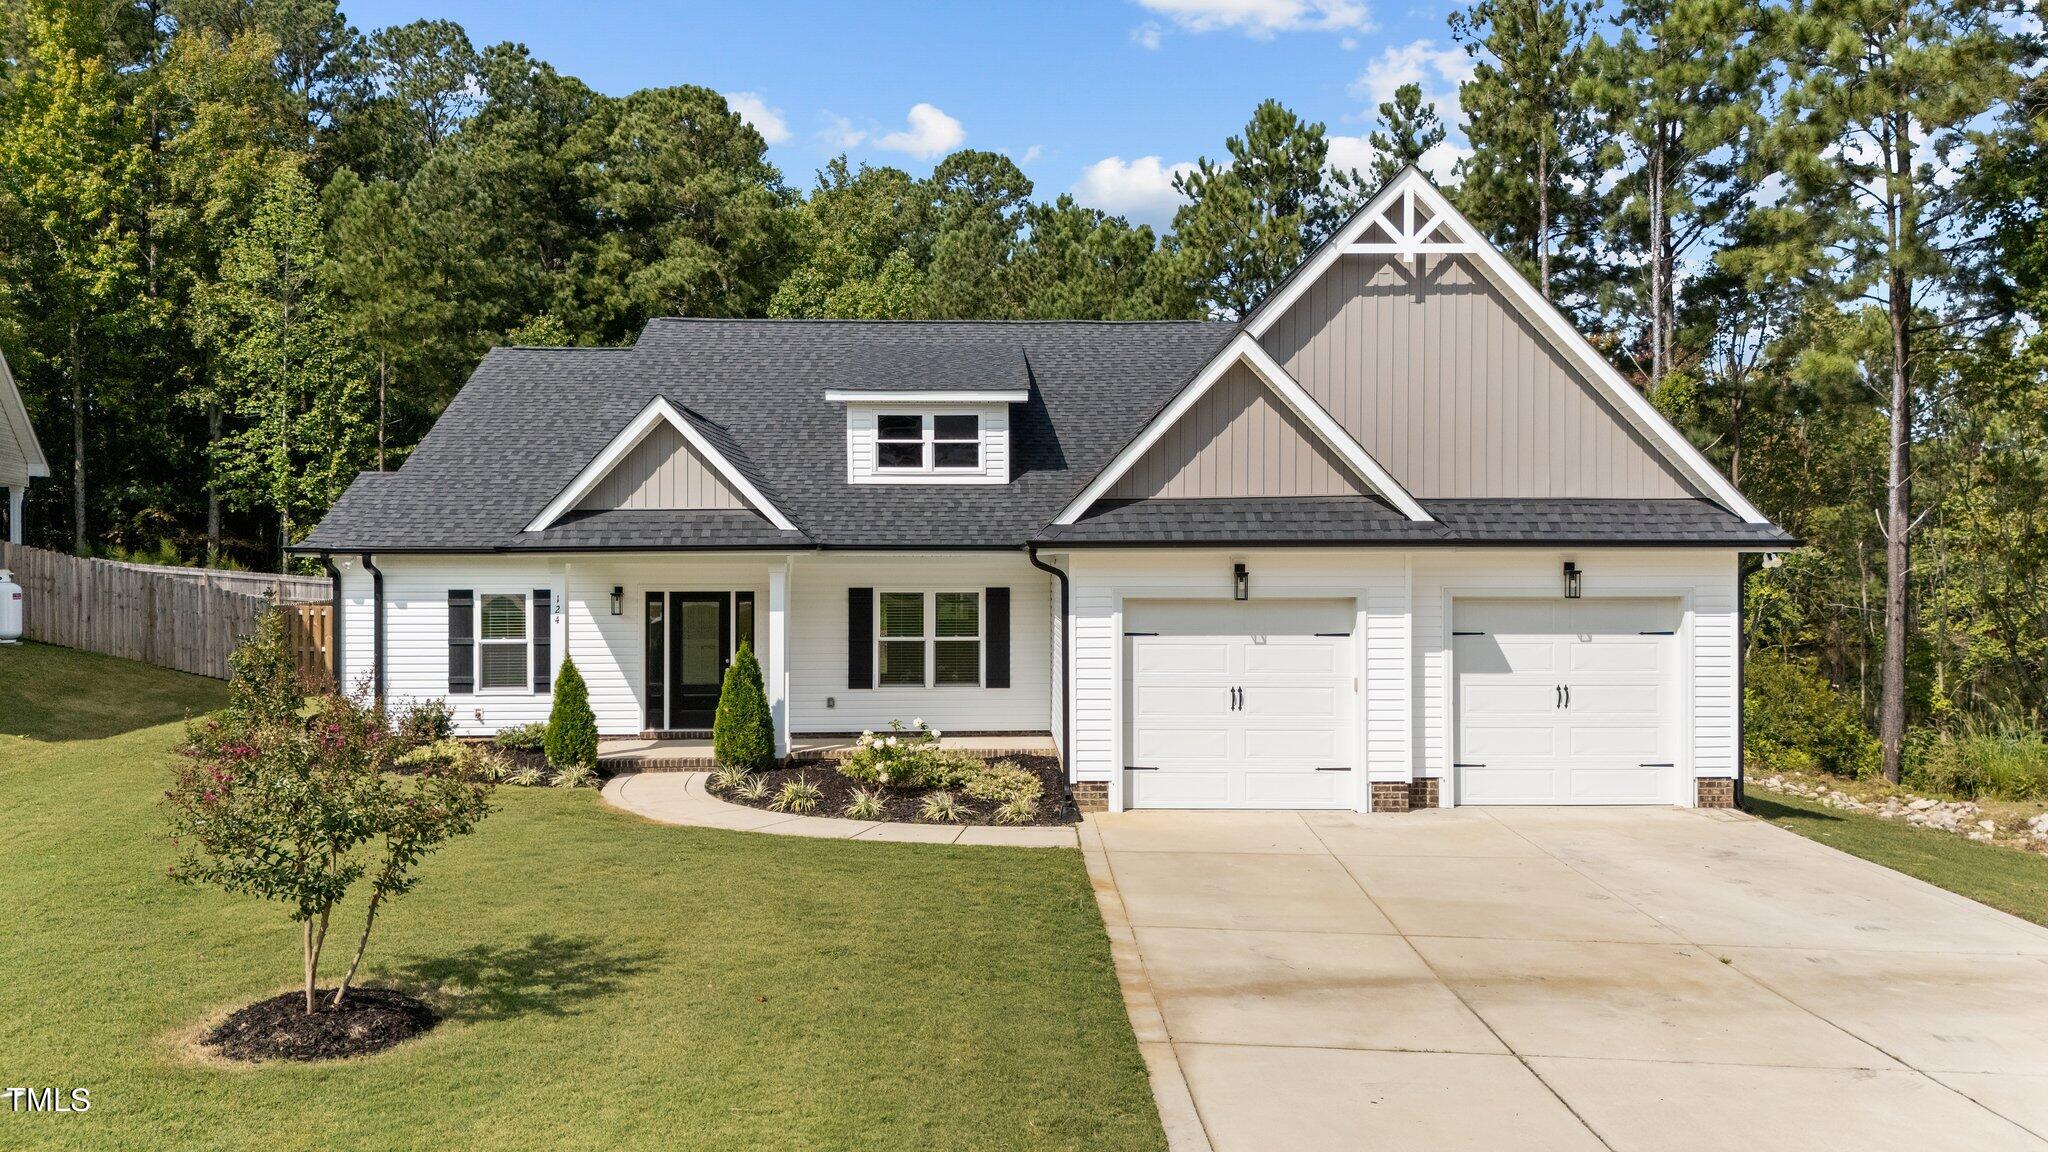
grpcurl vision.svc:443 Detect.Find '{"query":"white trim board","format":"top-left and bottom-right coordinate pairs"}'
top-left (1244, 169), bottom-right (1768, 525)
top-left (824, 390), bottom-right (1029, 404)
top-left (1052, 333), bottom-right (1432, 525)
top-left (524, 396), bottom-right (798, 533)
top-left (0, 348), bottom-right (50, 481)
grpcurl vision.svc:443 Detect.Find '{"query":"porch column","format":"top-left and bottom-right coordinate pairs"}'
top-left (5, 486), bottom-right (20, 545)
top-left (766, 559), bottom-right (791, 758)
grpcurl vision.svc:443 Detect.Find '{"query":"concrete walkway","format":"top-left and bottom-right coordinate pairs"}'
top-left (599, 770), bottom-right (1079, 847)
top-left (1081, 805), bottom-right (2048, 1152)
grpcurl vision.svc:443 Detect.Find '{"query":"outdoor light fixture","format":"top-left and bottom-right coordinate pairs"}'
top-left (1233, 562), bottom-right (1249, 601)
top-left (1562, 562), bottom-right (1582, 599)
top-left (610, 585), bottom-right (624, 615)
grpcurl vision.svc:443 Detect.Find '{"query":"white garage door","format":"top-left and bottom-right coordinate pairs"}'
top-left (1454, 598), bottom-right (1681, 805)
top-left (1124, 599), bottom-right (1356, 809)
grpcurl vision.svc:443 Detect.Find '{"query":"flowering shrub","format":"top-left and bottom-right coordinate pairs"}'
top-left (835, 719), bottom-right (978, 788)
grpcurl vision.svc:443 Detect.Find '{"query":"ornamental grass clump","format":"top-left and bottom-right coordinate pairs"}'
top-left (167, 610), bottom-right (492, 1016)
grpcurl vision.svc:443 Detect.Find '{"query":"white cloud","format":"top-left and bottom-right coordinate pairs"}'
top-left (1133, 0), bottom-right (1372, 39)
top-left (1132, 20), bottom-right (1164, 49)
top-left (820, 112), bottom-right (866, 150)
top-left (723, 92), bottom-right (789, 145)
top-left (1070, 155), bottom-right (1197, 227)
top-left (1014, 144), bottom-right (1045, 165)
top-left (1350, 39), bottom-right (1470, 110)
top-left (875, 103), bottom-right (966, 159)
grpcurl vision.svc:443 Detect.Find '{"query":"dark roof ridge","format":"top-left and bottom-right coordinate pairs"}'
top-left (640, 316), bottom-right (1232, 326)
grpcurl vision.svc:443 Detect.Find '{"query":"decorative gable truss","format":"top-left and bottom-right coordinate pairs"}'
top-left (525, 396), bottom-right (798, 532)
top-left (1057, 334), bottom-right (1432, 524)
top-left (1060, 168), bottom-right (1768, 528)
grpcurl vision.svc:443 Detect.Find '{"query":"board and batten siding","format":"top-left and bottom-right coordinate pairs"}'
top-left (1260, 254), bottom-right (1699, 500)
top-left (1106, 363), bottom-right (1369, 500)
top-left (574, 421), bottom-right (747, 512)
top-left (1409, 549), bottom-right (1741, 799)
top-left (1061, 549), bottom-right (1412, 800)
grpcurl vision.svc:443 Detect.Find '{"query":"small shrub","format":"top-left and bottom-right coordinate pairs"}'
top-left (713, 642), bottom-right (776, 772)
top-left (544, 658), bottom-right (598, 769)
top-left (1744, 652), bottom-right (1880, 779)
top-left (769, 776), bottom-right (823, 813)
top-left (551, 762), bottom-right (598, 788)
top-left (391, 698), bottom-right (456, 752)
top-left (843, 787), bottom-right (887, 821)
top-left (919, 790), bottom-right (965, 823)
top-left (837, 719), bottom-right (939, 786)
top-left (962, 760), bottom-right (1042, 806)
top-left (394, 738), bottom-right (469, 772)
top-left (736, 776), bottom-right (770, 802)
top-left (709, 763), bottom-right (754, 793)
top-left (474, 748), bottom-right (512, 783)
top-left (1908, 721), bottom-right (2048, 801)
top-left (992, 796), bottom-right (1037, 825)
top-left (492, 722), bottom-right (548, 752)
top-left (506, 763), bottom-right (546, 787)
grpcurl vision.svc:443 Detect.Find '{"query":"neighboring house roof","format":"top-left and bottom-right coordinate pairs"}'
top-left (0, 347), bottom-right (52, 490)
top-left (1033, 497), bottom-right (1798, 548)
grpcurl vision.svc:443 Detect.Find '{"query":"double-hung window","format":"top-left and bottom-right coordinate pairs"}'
top-left (876, 414), bottom-right (981, 473)
top-left (477, 592), bottom-right (529, 691)
top-left (876, 591), bottom-right (981, 687)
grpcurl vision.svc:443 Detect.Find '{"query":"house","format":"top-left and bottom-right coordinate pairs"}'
top-left (0, 347), bottom-right (51, 545)
top-left (295, 170), bottom-right (1792, 813)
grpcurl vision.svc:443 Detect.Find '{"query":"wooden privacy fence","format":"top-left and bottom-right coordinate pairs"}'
top-left (0, 543), bottom-right (333, 682)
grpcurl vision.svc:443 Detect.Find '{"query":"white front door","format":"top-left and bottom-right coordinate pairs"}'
top-left (1124, 599), bottom-right (1356, 809)
top-left (1454, 598), bottom-right (1681, 804)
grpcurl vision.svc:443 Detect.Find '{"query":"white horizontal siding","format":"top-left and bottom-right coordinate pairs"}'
top-left (787, 552), bottom-right (1052, 733)
top-left (1411, 548), bottom-right (1743, 800)
top-left (844, 403), bottom-right (1011, 485)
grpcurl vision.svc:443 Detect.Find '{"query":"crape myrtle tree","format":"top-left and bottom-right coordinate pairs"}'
top-left (167, 610), bottom-right (490, 1014)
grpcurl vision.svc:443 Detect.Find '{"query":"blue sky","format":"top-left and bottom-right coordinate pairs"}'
top-left (340, 0), bottom-right (1474, 228)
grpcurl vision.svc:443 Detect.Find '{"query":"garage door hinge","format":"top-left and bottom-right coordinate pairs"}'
top-left (1127, 765), bottom-right (1159, 771)
top-left (1316, 766), bottom-right (1351, 772)
top-left (1639, 762), bottom-right (1675, 768)
top-left (1315, 632), bottom-right (1352, 637)
top-left (1123, 631), bottom-right (1158, 637)
top-left (1638, 630), bottom-right (1675, 636)
top-left (1452, 630), bottom-right (1483, 636)
top-left (1453, 762), bottom-right (1485, 768)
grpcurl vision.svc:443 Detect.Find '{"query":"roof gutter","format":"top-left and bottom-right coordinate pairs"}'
top-left (359, 552), bottom-right (385, 705)
top-left (316, 553), bottom-right (343, 690)
top-left (1026, 545), bottom-right (1071, 789)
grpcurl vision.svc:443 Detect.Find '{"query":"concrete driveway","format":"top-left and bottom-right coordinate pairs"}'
top-left (1081, 805), bottom-right (2048, 1152)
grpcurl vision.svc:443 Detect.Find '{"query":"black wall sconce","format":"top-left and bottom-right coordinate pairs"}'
top-left (1233, 562), bottom-right (1249, 601)
top-left (1562, 562), bottom-right (1581, 599)
top-left (610, 585), bottom-right (624, 615)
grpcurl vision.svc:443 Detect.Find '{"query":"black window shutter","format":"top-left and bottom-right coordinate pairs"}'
top-left (848, 587), bottom-right (873, 689)
top-left (985, 586), bottom-right (1011, 689)
top-left (531, 588), bottom-right (552, 693)
top-left (448, 590), bottom-right (474, 694)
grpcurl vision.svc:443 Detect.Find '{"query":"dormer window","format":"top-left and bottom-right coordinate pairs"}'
top-left (878, 414), bottom-right (981, 473)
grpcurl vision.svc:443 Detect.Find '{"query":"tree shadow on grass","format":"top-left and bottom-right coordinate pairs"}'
top-left (1742, 794), bottom-right (1844, 825)
top-left (387, 933), bottom-right (662, 1022)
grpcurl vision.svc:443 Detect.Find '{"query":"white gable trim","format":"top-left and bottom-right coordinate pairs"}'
top-left (1246, 169), bottom-right (1769, 525)
top-left (525, 397), bottom-right (798, 533)
top-left (1053, 333), bottom-right (1431, 525)
top-left (0, 349), bottom-right (50, 481)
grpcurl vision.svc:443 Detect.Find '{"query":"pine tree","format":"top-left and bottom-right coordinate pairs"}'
top-left (1738, 0), bottom-right (2020, 782)
top-left (1451, 0), bottom-right (1605, 308)
top-left (1582, 0), bottom-right (1770, 388)
top-left (1170, 100), bottom-right (1359, 318)
top-left (544, 656), bottom-right (598, 769)
top-left (1367, 84), bottom-right (1447, 184)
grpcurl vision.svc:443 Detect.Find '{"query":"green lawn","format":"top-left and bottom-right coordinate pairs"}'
top-left (1748, 789), bottom-right (2048, 928)
top-left (0, 642), bottom-right (1163, 1152)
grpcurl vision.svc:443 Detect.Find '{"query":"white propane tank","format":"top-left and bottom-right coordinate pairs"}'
top-left (0, 568), bottom-right (19, 644)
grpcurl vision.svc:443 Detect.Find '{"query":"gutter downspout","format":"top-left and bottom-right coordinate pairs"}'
top-left (1026, 545), bottom-right (1071, 786)
top-left (318, 553), bottom-right (343, 690)
top-left (359, 552), bottom-right (385, 705)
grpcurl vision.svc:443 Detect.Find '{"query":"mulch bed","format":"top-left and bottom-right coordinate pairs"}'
top-left (720, 754), bottom-right (1079, 827)
top-left (204, 987), bottom-right (439, 1063)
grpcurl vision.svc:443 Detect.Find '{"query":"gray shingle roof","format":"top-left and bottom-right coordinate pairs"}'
top-left (1032, 497), bottom-right (1798, 547)
top-left (296, 319), bottom-right (1789, 554)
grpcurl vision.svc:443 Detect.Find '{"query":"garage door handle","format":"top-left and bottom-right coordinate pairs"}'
top-left (1555, 685), bottom-right (1562, 709)
top-left (1564, 685), bottom-right (1570, 708)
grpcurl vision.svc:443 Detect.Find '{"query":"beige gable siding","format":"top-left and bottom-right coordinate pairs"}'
top-left (1260, 254), bottom-right (1699, 500)
top-left (1107, 363), bottom-right (1368, 500)
top-left (0, 418), bottom-right (26, 489)
top-left (574, 422), bottom-right (749, 511)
